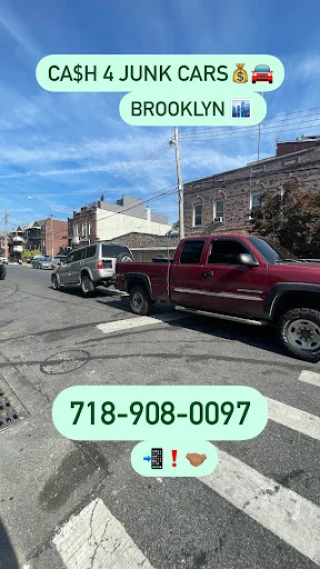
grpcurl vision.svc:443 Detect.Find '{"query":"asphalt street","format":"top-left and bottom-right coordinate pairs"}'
top-left (0, 265), bottom-right (319, 569)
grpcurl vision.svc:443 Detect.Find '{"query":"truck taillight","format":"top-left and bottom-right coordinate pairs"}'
top-left (97, 259), bottom-right (103, 270)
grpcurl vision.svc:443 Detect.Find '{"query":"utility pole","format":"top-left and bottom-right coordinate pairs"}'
top-left (50, 205), bottom-right (54, 259)
top-left (4, 210), bottom-right (8, 261)
top-left (170, 127), bottom-right (184, 240)
top-left (257, 92), bottom-right (264, 161)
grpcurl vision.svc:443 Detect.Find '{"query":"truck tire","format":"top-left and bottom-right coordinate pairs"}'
top-left (80, 275), bottom-right (95, 297)
top-left (0, 266), bottom-right (6, 280)
top-left (278, 308), bottom-right (320, 362)
top-left (129, 285), bottom-right (152, 316)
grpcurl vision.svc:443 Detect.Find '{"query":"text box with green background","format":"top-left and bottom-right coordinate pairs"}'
top-left (52, 385), bottom-right (269, 442)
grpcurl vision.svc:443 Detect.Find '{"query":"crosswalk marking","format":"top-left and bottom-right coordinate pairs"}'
top-left (48, 347), bottom-right (320, 568)
top-left (200, 448), bottom-right (320, 566)
top-left (96, 312), bottom-right (188, 334)
top-left (266, 397), bottom-right (320, 441)
top-left (53, 498), bottom-right (155, 569)
top-left (299, 370), bottom-right (320, 387)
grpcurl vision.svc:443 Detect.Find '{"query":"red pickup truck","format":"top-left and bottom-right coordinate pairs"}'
top-left (116, 234), bottom-right (320, 362)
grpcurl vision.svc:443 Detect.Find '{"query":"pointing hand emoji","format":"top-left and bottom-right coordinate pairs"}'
top-left (186, 453), bottom-right (207, 467)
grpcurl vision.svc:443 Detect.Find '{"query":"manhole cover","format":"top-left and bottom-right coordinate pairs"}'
top-left (40, 350), bottom-right (91, 375)
top-left (0, 377), bottom-right (28, 432)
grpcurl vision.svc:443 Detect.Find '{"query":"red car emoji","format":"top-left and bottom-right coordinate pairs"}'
top-left (252, 65), bottom-right (273, 84)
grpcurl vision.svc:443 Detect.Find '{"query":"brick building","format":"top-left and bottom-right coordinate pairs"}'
top-left (41, 219), bottom-right (68, 256)
top-left (68, 204), bottom-right (97, 249)
top-left (184, 138), bottom-right (320, 237)
top-left (9, 219), bottom-right (68, 259)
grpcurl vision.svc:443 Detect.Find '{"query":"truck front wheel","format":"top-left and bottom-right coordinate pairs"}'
top-left (278, 308), bottom-right (320, 362)
top-left (129, 285), bottom-right (152, 316)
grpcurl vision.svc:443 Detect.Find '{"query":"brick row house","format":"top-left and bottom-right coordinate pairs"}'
top-left (9, 219), bottom-right (68, 260)
top-left (184, 138), bottom-right (320, 237)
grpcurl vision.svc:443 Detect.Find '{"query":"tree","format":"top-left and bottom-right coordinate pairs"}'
top-left (249, 188), bottom-right (320, 258)
top-left (169, 220), bottom-right (179, 235)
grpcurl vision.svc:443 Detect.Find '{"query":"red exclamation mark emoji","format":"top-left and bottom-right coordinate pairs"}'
top-left (172, 450), bottom-right (177, 467)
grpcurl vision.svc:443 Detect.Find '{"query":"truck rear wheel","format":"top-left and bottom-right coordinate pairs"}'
top-left (129, 285), bottom-right (152, 316)
top-left (278, 308), bottom-right (320, 362)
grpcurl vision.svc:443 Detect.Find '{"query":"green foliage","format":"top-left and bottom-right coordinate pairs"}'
top-left (169, 220), bottom-right (179, 235)
top-left (250, 189), bottom-right (320, 258)
top-left (22, 249), bottom-right (41, 260)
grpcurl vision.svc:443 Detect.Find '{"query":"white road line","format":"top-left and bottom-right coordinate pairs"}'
top-left (53, 498), bottom-right (155, 569)
top-left (266, 397), bottom-right (320, 441)
top-left (97, 312), bottom-right (187, 334)
top-left (299, 370), bottom-right (320, 388)
top-left (200, 448), bottom-right (320, 566)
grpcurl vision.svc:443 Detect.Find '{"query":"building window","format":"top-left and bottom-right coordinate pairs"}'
top-left (88, 221), bottom-right (93, 236)
top-left (214, 200), bottom-right (224, 222)
top-left (193, 204), bottom-right (202, 227)
top-left (81, 222), bottom-right (87, 239)
top-left (250, 192), bottom-right (261, 211)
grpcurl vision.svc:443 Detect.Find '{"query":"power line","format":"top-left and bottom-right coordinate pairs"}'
top-left (180, 119), bottom-right (320, 143)
top-left (79, 142), bottom-right (172, 204)
top-left (181, 106), bottom-right (320, 136)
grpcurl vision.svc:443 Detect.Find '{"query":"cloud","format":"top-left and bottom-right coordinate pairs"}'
top-left (0, 3), bottom-right (41, 59)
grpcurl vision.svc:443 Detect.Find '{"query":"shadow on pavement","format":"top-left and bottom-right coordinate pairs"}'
top-left (0, 518), bottom-right (19, 569)
top-left (98, 297), bottom-right (287, 360)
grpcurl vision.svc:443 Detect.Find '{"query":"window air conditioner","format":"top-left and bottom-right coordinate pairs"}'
top-left (214, 217), bottom-right (223, 223)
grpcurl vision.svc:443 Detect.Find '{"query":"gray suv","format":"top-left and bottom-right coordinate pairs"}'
top-left (51, 242), bottom-right (133, 295)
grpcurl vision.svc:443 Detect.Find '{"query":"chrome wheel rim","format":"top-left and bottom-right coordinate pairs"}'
top-left (287, 318), bottom-right (320, 352)
top-left (132, 291), bottom-right (144, 310)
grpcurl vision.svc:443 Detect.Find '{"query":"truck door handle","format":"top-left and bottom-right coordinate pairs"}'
top-left (202, 270), bottom-right (214, 277)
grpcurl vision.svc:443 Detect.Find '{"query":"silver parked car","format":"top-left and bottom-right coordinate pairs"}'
top-left (38, 257), bottom-right (55, 270)
top-left (51, 242), bottom-right (133, 295)
top-left (31, 256), bottom-right (48, 269)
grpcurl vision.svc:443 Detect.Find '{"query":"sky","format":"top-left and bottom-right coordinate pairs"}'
top-left (0, 0), bottom-right (320, 231)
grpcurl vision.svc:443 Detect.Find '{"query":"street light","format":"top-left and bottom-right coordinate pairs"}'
top-left (25, 196), bottom-right (54, 259)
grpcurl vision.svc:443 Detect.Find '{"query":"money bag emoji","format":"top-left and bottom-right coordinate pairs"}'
top-left (233, 64), bottom-right (248, 83)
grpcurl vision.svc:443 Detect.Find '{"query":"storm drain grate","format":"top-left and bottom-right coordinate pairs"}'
top-left (40, 350), bottom-right (91, 375)
top-left (0, 377), bottom-right (28, 432)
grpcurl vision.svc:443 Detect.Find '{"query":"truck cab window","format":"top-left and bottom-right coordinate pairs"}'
top-left (180, 240), bottom-right (205, 264)
top-left (208, 240), bottom-right (249, 264)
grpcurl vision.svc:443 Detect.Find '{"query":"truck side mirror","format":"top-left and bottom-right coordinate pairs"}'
top-left (238, 253), bottom-right (258, 267)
